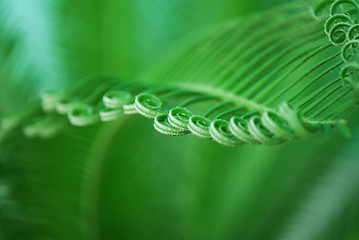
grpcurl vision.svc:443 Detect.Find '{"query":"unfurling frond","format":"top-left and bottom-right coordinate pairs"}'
top-left (1, 0), bottom-right (359, 147)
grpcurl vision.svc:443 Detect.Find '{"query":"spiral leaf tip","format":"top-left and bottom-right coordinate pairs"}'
top-left (103, 91), bottom-right (132, 108)
top-left (135, 93), bottom-right (164, 118)
top-left (315, 0), bottom-right (359, 102)
top-left (68, 105), bottom-right (99, 126)
top-left (56, 98), bottom-right (82, 115)
top-left (188, 115), bottom-right (212, 139)
top-left (210, 119), bottom-right (243, 147)
top-left (154, 114), bottom-right (189, 136)
top-left (168, 107), bottom-right (193, 130)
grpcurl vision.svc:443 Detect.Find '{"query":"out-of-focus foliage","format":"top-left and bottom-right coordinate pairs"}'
top-left (0, 0), bottom-right (359, 240)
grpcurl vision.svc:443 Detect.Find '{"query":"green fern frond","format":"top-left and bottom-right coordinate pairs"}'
top-left (1, 0), bottom-right (359, 147)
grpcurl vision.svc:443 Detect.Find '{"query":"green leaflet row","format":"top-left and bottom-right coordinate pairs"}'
top-left (144, 0), bottom-right (356, 123)
top-left (313, 0), bottom-right (359, 101)
top-left (0, 76), bottom-right (343, 147)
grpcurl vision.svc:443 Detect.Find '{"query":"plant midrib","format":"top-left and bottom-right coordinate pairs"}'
top-left (176, 82), bottom-right (348, 125)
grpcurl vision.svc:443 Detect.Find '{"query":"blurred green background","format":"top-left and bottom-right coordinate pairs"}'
top-left (1, 0), bottom-right (359, 240)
